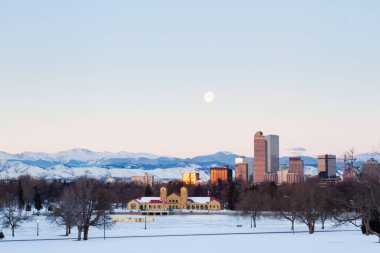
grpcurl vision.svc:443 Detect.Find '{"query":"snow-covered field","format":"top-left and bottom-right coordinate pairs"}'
top-left (0, 215), bottom-right (377, 252)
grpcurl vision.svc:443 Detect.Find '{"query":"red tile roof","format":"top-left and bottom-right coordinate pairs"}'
top-left (149, 200), bottom-right (165, 204)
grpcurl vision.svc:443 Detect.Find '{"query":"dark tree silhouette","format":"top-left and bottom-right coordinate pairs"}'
top-left (34, 186), bottom-right (43, 211)
top-left (17, 180), bottom-right (24, 210)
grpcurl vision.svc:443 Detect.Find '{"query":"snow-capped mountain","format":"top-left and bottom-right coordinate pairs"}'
top-left (0, 149), bottom-right (377, 181)
top-left (0, 150), bottom-right (238, 181)
top-left (0, 149), bottom-right (160, 162)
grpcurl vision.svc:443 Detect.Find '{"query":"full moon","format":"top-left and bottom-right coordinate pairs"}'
top-left (203, 92), bottom-right (215, 103)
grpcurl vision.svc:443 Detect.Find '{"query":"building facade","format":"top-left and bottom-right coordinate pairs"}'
top-left (235, 157), bottom-right (254, 182)
top-left (254, 131), bottom-right (266, 183)
top-left (318, 155), bottom-right (336, 178)
top-left (127, 187), bottom-right (221, 214)
top-left (235, 163), bottom-right (248, 183)
top-left (254, 131), bottom-right (280, 183)
top-left (265, 135), bottom-right (280, 174)
top-left (182, 172), bottom-right (200, 185)
top-left (264, 173), bottom-right (278, 183)
top-left (210, 166), bottom-right (232, 184)
top-left (277, 167), bottom-right (289, 184)
top-left (131, 173), bottom-right (154, 186)
top-left (288, 157), bottom-right (304, 183)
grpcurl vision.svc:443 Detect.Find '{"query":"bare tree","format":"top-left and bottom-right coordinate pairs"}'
top-left (0, 194), bottom-right (31, 237)
top-left (237, 187), bottom-right (269, 228)
top-left (341, 149), bottom-right (361, 180)
top-left (316, 184), bottom-right (339, 230)
top-left (70, 177), bottom-right (114, 240)
top-left (47, 187), bottom-right (77, 236)
top-left (276, 184), bottom-right (299, 231)
top-left (335, 160), bottom-right (380, 242)
top-left (294, 179), bottom-right (321, 234)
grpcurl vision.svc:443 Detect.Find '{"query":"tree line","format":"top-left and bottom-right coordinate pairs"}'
top-left (236, 159), bottom-right (380, 242)
top-left (0, 159), bottom-right (379, 242)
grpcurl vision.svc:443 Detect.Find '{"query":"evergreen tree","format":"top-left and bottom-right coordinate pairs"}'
top-left (34, 186), bottom-right (43, 211)
top-left (145, 185), bottom-right (153, 197)
top-left (224, 182), bottom-right (240, 210)
top-left (17, 180), bottom-right (25, 210)
top-left (194, 184), bottom-right (203, 197)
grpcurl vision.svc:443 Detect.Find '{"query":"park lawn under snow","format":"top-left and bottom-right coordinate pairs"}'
top-left (0, 215), bottom-right (377, 253)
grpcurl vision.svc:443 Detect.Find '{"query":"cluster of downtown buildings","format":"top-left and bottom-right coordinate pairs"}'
top-left (129, 130), bottom-right (340, 187)
top-left (124, 130), bottom-right (374, 214)
top-left (210, 131), bottom-right (338, 185)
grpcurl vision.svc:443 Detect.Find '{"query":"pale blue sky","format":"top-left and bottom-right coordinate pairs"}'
top-left (0, 1), bottom-right (379, 157)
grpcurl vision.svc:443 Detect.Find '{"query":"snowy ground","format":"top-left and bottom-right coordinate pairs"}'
top-left (0, 214), bottom-right (378, 252)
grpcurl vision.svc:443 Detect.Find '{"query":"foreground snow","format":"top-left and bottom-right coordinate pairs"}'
top-left (0, 215), bottom-right (377, 252)
top-left (1, 231), bottom-right (377, 253)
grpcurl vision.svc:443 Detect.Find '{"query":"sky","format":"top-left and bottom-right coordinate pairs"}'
top-left (0, 1), bottom-right (379, 158)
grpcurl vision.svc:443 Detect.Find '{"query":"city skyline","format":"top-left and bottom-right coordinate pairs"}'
top-left (0, 1), bottom-right (379, 158)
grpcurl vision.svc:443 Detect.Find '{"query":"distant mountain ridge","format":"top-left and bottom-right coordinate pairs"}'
top-left (0, 148), bottom-right (160, 162)
top-left (0, 149), bottom-right (378, 181)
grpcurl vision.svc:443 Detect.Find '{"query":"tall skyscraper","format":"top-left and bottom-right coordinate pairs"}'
top-left (265, 135), bottom-right (280, 174)
top-left (254, 131), bottom-right (266, 183)
top-left (254, 131), bottom-right (280, 183)
top-left (318, 154), bottom-right (336, 178)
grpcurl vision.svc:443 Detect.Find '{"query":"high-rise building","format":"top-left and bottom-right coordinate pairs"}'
top-left (318, 155), bottom-right (336, 178)
top-left (235, 163), bottom-right (248, 182)
top-left (288, 157), bottom-right (304, 183)
top-left (254, 131), bottom-right (280, 183)
top-left (254, 131), bottom-right (266, 183)
top-left (131, 173), bottom-right (154, 186)
top-left (235, 157), bottom-right (254, 182)
top-left (289, 157), bottom-right (304, 174)
top-left (182, 172), bottom-right (200, 185)
top-left (265, 135), bottom-right (280, 174)
top-left (210, 166), bottom-right (232, 184)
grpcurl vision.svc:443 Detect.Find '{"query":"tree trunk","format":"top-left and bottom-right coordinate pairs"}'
top-left (77, 226), bottom-right (82, 241)
top-left (291, 219), bottom-right (294, 230)
top-left (253, 214), bottom-right (257, 228)
top-left (363, 219), bottom-right (370, 236)
top-left (83, 225), bottom-right (89, 240)
top-left (12, 227), bottom-right (15, 237)
top-left (321, 218), bottom-right (325, 230)
top-left (65, 226), bottom-right (69, 236)
top-left (308, 222), bottom-right (315, 234)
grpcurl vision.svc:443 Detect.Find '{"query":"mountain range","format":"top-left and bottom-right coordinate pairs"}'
top-left (0, 149), bottom-right (378, 181)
